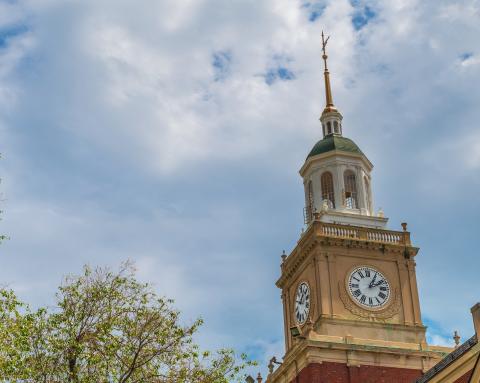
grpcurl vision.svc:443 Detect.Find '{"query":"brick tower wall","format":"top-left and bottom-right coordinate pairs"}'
top-left (290, 362), bottom-right (423, 383)
top-left (453, 369), bottom-right (473, 383)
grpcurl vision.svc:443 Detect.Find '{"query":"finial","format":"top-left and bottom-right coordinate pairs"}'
top-left (401, 222), bottom-right (408, 232)
top-left (453, 330), bottom-right (460, 347)
top-left (257, 373), bottom-right (263, 383)
top-left (268, 356), bottom-right (282, 374)
top-left (268, 357), bottom-right (275, 374)
top-left (321, 31), bottom-right (330, 70)
top-left (321, 31), bottom-right (336, 113)
top-left (281, 250), bottom-right (287, 263)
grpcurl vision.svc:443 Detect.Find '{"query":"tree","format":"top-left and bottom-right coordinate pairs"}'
top-left (0, 263), bottom-right (254, 382)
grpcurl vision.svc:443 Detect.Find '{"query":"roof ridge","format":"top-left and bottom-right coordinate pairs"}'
top-left (415, 335), bottom-right (478, 383)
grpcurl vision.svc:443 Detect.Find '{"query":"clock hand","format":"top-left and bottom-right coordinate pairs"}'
top-left (369, 273), bottom-right (378, 288)
top-left (373, 279), bottom-right (385, 287)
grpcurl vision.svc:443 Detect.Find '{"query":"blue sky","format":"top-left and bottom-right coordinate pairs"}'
top-left (1, 0), bottom-right (480, 376)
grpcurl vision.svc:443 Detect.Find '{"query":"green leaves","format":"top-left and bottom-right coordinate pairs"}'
top-left (0, 263), bottom-right (254, 382)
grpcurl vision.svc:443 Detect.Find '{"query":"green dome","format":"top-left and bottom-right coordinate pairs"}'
top-left (307, 135), bottom-right (363, 159)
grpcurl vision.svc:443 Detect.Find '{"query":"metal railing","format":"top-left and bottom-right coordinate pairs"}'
top-left (303, 206), bottom-right (313, 225)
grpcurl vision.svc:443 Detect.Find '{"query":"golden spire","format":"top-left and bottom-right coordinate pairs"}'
top-left (321, 31), bottom-right (337, 113)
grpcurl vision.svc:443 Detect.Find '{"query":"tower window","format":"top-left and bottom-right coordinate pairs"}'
top-left (334, 121), bottom-right (339, 134)
top-left (327, 121), bottom-right (332, 135)
top-left (344, 170), bottom-right (358, 209)
top-left (321, 172), bottom-right (335, 208)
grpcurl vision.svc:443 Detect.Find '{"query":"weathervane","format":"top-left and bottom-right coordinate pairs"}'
top-left (321, 31), bottom-right (335, 110)
top-left (321, 31), bottom-right (330, 71)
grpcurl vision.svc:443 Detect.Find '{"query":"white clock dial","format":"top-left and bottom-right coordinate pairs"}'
top-left (347, 266), bottom-right (390, 309)
top-left (295, 282), bottom-right (310, 325)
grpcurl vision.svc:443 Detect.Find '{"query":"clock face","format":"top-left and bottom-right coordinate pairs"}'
top-left (347, 266), bottom-right (391, 309)
top-left (295, 282), bottom-right (310, 325)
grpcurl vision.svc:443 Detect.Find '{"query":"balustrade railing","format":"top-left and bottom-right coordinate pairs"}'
top-left (315, 221), bottom-right (410, 245)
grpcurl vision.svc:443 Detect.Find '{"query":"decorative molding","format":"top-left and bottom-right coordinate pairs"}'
top-left (339, 282), bottom-right (400, 320)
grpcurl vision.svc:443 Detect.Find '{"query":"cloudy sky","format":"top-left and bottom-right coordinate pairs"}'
top-left (0, 0), bottom-right (479, 376)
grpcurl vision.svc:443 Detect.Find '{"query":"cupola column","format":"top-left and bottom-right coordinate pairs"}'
top-left (334, 165), bottom-right (345, 209)
top-left (355, 166), bottom-right (368, 214)
top-left (311, 172), bottom-right (322, 213)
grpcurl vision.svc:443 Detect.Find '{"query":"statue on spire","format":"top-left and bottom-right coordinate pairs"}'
top-left (321, 31), bottom-right (336, 113)
top-left (321, 31), bottom-right (330, 67)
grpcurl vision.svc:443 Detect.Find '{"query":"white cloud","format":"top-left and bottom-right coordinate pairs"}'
top-left (460, 55), bottom-right (480, 68)
top-left (428, 333), bottom-right (453, 348)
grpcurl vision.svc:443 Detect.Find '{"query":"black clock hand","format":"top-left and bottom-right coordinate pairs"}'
top-left (373, 279), bottom-right (385, 287)
top-left (369, 273), bottom-right (378, 288)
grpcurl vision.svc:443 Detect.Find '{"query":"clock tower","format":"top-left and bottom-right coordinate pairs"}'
top-left (265, 34), bottom-right (451, 383)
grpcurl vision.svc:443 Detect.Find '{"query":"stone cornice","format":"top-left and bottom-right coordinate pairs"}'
top-left (314, 316), bottom-right (428, 332)
top-left (300, 150), bottom-right (373, 177)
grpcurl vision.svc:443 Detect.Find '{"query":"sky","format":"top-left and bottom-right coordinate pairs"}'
top-left (0, 0), bottom-right (480, 377)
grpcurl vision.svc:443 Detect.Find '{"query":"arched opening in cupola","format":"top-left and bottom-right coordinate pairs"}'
top-left (321, 172), bottom-right (335, 208)
top-left (327, 121), bottom-right (332, 135)
top-left (344, 170), bottom-right (358, 209)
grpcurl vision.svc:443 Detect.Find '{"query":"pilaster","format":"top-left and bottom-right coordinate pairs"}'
top-left (397, 259), bottom-right (415, 325)
top-left (407, 260), bottom-right (422, 325)
top-left (317, 252), bottom-right (332, 317)
top-left (326, 253), bottom-right (337, 317)
top-left (313, 253), bottom-right (323, 320)
top-left (282, 292), bottom-right (289, 351)
top-left (285, 288), bottom-right (292, 349)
